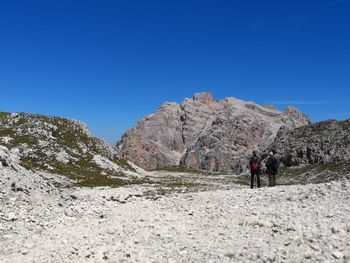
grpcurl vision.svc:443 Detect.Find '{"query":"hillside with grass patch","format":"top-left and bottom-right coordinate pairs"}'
top-left (0, 112), bottom-right (140, 186)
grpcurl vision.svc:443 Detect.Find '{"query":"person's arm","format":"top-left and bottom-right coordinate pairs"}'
top-left (274, 157), bottom-right (279, 170)
top-left (258, 158), bottom-right (262, 171)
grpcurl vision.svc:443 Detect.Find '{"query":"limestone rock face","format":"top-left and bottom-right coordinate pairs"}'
top-left (269, 119), bottom-right (350, 166)
top-left (116, 102), bottom-right (185, 170)
top-left (117, 92), bottom-right (310, 172)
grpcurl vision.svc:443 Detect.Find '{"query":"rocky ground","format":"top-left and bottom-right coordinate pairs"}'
top-left (1, 166), bottom-right (350, 263)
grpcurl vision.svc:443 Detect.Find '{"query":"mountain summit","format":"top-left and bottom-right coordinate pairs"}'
top-left (116, 92), bottom-right (310, 173)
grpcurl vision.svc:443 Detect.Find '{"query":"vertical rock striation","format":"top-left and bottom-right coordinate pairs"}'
top-left (117, 92), bottom-right (310, 172)
top-left (268, 119), bottom-right (350, 167)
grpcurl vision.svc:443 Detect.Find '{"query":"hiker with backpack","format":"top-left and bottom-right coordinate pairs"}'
top-left (266, 151), bottom-right (279, 187)
top-left (249, 151), bottom-right (261, 188)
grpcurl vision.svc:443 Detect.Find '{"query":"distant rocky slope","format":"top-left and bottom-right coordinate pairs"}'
top-left (0, 112), bottom-right (142, 186)
top-left (269, 119), bottom-right (350, 166)
top-left (117, 92), bottom-right (310, 173)
top-left (260, 119), bottom-right (350, 184)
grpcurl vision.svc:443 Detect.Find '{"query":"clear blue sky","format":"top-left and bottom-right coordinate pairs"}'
top-left (1, 0), bottom-right (349, 144)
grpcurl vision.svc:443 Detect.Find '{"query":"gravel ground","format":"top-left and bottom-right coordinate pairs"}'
top-left (1, 167), bottom-right (350, 263)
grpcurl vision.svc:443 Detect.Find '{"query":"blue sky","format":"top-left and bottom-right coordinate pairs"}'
top-left (1, 0), bottom-right (349, 143)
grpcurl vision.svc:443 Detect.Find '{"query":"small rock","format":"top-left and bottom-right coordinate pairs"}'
top-left (331, 251), bottom-right (343, 259)
top-left (286, 227), bottom-right (296, 232)
top-left (64, 210), bottom-right (74, 217)
top-left (272, 228), bottom-right (279, 233)
top-left (260, 220), bottom-right (273, 228)
top-left (34, 229), bottom-right (42, 235)
top-left (10, 113), bottom-right (19, 118)
top-left (304, 250), bottom-right (312, 259)
top-left (331, 226), bottom-right (340, 234)
top-left (7, 212), bottom-right (17, 221)
top-left (310, 244), bottom-right (320, 251)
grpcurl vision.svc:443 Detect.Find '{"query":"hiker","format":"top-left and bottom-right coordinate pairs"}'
top-left (249, 151), bottom-right (261, 188)
top-left (266, 151), bottom-right (279, 187)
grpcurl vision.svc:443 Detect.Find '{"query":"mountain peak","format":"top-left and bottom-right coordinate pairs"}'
top-left (283, 106), bottom-right (311, 125)
top-left (117, 93), bottom-right (309, 173)
top-left (192, 92), bottom-right (214, 103)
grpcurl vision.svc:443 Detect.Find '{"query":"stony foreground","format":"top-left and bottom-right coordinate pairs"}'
top-left (1, 168), bottom-right (350, 263)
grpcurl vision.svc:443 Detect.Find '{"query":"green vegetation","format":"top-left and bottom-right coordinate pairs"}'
top-left (114, 157), bottom-right (136, 172)
top-left (74, 175), bottom-right (126, 187)
top-left (0, 112), bottom-right (10, 119)
top-left (278, 161), bottom-right (350, 185)
top-left (20, 159), bottom-right (38, 171)
top-left (143, 178), bottom-right (207, 196)
top-left (0, 130), bottom-right (38, 147)
top-left (153, 165), bottom-right (206, 174)
top-left (0, 128), bottom-right (16, 137)
top-left (0, 111), bottom-right (138, 187)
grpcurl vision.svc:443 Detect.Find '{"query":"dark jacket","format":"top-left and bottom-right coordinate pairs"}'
top-left (266, 156), bottom-right (279, 174)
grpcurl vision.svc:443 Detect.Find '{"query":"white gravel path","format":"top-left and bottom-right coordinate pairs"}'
top-left (1, 168), bottom-right (349, 263)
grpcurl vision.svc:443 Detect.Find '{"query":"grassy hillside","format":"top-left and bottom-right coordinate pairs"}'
top-left (0, 112), bottom-right (136, 186)
top-left (278, 161), bottom-right (350, 185)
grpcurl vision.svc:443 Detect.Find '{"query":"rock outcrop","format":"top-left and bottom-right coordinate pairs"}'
top-left (0, 112), bottom-right (143, 186)
top-left (268, 119), bottom-right (350, 167)
top-left (117, 92), bottom-right (310, 172)
top-left (0, 145), bottom-right (19, 168)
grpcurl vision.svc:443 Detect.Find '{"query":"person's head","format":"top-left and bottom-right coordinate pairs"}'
top-left (269, 151), bottom-right (274, 156)
top-left (253, 150), bottom-right (258, 156)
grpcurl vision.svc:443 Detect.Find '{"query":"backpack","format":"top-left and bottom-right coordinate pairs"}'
top-left (266, 157), bottom-right (278, 174)
top-left (250, 162), bottom-right (259, 172)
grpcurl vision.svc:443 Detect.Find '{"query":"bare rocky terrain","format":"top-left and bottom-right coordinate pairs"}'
top-left (117, 92), bottom-right (309, 173)
top-left (1, 164), bottom-right (350, 263)
top-left (1, 108), bottom-right (350, 263)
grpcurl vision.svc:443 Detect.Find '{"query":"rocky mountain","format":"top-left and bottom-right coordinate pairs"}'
top-left (116, 92), bottom-right (310, 173)
top-left (1, 105), bottom-right (349, 263)
top-left (0, 112), bottom-right (143, 186)
top-left (269, 119), bottom-right (350, 166)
